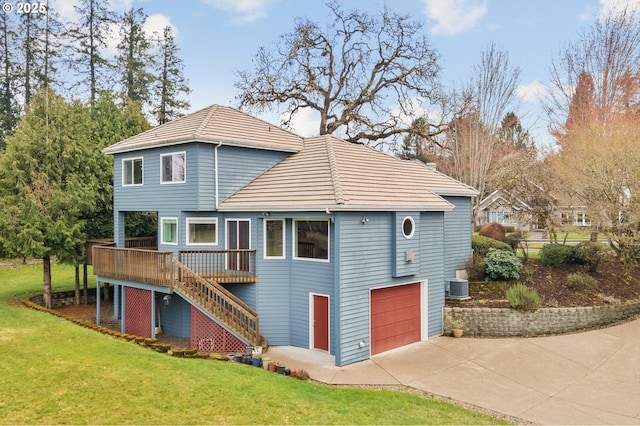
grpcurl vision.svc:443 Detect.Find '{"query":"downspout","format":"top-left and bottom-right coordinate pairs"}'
top-left (214, 141), bottom-right (222, 209)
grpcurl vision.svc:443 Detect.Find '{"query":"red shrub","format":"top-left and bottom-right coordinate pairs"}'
top-left (479, 222), bottom-right (506, 242)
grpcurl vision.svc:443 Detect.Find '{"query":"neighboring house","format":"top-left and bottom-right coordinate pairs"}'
top-left (476, 189), bottom-right (533, 231)
top-left (477, 189), bottom-right (592, 232)
top-left (93, 105), bottom-right (478, 366)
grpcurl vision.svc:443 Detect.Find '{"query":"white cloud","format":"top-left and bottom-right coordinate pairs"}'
top-left (516, 80), bottom-right (546, 103)
top-left (202, 0), bottom-right (270, 24)
top-left (144, 14), bottom-right (178, 39)
top-left (281, 108), bottom-right (320, 138)
top-left (599, 0), bottom-right (640, 16)
top-left (422, 0), bottom-right (488, 36)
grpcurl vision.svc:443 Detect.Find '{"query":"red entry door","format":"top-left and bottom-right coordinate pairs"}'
top-left (313, 295), bottom-right (329, 351)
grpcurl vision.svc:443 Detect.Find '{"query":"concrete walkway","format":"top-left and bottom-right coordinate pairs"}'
top-left (267, 317), bottom-right (640, 425)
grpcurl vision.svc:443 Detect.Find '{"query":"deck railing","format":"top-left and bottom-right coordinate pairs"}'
top-left (178, 249), bottom-right (257, 283)
top-left (91, 246), bottom-right (261, 345)
top-left (92, 246), bottom-right (174, 287)
top-left (172, 259), bottom-right (260, 345)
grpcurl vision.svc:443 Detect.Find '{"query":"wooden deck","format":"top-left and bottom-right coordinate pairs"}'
top-left (91, 246), bottom-right (261, 346)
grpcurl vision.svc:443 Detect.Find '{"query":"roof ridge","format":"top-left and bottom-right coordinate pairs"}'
top-left (194, 104), bottom-right (219, 138)
top-left (324, 135), bottom-right (346, 205)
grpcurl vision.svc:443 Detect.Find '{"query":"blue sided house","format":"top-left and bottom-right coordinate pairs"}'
top-left (93, 105), bottom-right (478, 366)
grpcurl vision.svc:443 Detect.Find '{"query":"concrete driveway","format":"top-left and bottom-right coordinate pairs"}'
top-left (267, 317), bottom-right (640, 425)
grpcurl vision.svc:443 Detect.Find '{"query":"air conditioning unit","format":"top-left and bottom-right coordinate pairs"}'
top-left (445, 278), bottom-right (470, 300)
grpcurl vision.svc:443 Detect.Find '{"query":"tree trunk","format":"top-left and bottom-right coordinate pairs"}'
top-left (74, 266), bottom-right (80, 305)
top-left (83, 264), bottom-right (88, 305)
top-left (42, 255), bottom-right (52, 309)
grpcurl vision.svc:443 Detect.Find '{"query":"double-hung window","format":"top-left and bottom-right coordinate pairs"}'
top-left (122, 157), bottom-right (143, 186)
top-left (161, 152), bottom-right (186, 184)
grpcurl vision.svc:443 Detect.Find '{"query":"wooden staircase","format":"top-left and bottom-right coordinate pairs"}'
top-left (92, 246), bottom-right (264, 347)
top-left (171, 258), bottom-right (262, 346)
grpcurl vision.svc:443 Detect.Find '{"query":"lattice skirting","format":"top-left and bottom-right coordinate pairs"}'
top-left (125, 287), bottom-right (152, 338)
top-left (190, 306), bottom-right (247, 353)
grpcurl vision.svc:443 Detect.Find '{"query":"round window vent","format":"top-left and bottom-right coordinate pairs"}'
top-left (402, 216), bottom-right (415, 239)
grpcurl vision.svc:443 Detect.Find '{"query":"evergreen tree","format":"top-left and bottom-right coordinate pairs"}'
top-left (67, 0), bottom-right (116, 107)
top-left (0, 89), bottom-right (98, 308)
top-left (116, 8), bottom-right (153, 105)
top-left (0, 12), bottom-right (19, 150)
top-left (87, 92), bottom-right (150, 238)
top-left (153, 25), bottom-right (190, 124)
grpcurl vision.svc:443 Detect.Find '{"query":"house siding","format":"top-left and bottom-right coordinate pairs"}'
top-left (443, 196), bottom-right (473, 280)
top-left (421, 211), bottom-right (445, 336)
top-left (217, 146), bottom-right (288, 203)
top-left (113, 143), bottom-right (288, 213)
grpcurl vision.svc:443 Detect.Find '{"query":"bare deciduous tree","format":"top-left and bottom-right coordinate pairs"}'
top-left (235, 1), bottom-right (448, 147)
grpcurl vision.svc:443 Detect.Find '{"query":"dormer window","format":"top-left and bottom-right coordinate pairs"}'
top-left (161, 152), bottom-right (186, 184)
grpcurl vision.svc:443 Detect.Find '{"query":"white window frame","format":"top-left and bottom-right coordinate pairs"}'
top-left (186, 218), bottom-right (218, 246)
top-left (160, 217), bottom-right (178, 245)
top-left (402, 216), bottom-right (416, 239)
top-left (122, 157), bottom-right (143, 186)
top-left (264, 218), bottom-right (285, 259)
top-left (293, 219), bottom-right (330, 263)
top-left (160, 151), bottom-right (186, 184)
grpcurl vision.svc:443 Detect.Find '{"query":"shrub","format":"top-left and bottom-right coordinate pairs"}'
top-left (505, 282), bottom-right (542, 311)
top-left (571, 241), bottom-right (602, 272)
top-left (505, 231), bottom-right (524, 251)
top-left (465, 254), bottom-right (486, 281)
top-left (567, 272), bottom-right (598, 291)
top-left (539, 243), bottom-right (574, 267)
top-left (472, 234), bottom-right (512, 258)
top-left (479, 222), bottom-right (506, 242)
top-left (484, 248), bottom-right (523, 281)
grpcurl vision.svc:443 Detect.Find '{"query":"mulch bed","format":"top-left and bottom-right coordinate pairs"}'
top-left (448, 257), bottom-right (640, 308)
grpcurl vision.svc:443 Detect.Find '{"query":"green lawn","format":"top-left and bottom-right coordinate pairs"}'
top-left (0, 260), bottom-right (507, 425)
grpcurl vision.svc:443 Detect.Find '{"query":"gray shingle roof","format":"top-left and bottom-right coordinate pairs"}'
top-left (102, 105), bottom-right (304, 154)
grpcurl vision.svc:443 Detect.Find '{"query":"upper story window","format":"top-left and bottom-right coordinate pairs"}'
top-left (264, 219), bottom-right (285, 259)
top-left (122, 157), bottom-right (143, 186)
top-left (187, 218), bottom-right (217, 245)
top-left (294, 219), bottom-right (329, 261)
top-left (161, 152), bottom-right (186, 184)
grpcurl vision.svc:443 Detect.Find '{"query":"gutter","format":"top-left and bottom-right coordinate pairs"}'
top-left (215, 141), bottom-right (222, 209)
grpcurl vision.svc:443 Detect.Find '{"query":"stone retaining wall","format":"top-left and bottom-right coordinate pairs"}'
top-left (444, 301), bottom-right (640, 337)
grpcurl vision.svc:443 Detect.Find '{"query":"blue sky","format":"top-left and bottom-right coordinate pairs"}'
top-left (57, 0), bottom-right (639, 148)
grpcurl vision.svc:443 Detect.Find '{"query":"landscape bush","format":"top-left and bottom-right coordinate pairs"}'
top-left (484, 248), bottom-right (522, 281)
top-left (505, 231), bottom-right (524, 251)
top-left (567, 272), bottom-right (598, 291)
top-left (478, 222), bottom-right (506, 242)
top-left (505, 282), bottom-right (542, 311)
top-left (570, 241), bottom-right (602, 272)
top-left (465, 254), bottom-right (486, 281)
top-left (539, 243), bottom-right (574, 267)
top-left (472, 234), bottom-right (512, 258)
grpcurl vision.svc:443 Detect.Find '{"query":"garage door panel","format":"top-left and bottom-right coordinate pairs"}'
top-left (371, 283), bottom-right (421, 355)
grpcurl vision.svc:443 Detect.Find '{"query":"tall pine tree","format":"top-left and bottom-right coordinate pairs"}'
top-left (153, 25), bottom-right (190, 124)
top-left (67, 0), bottom-right (116, 107)
top-left (116, 8), bottom-right (153, 106)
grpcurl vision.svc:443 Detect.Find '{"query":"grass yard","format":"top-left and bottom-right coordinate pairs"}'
top-left (0, 260), bottom-right (507, 425)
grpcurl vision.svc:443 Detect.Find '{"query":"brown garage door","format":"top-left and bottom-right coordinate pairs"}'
top-left (371, 283), bottom-right (421, 355)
